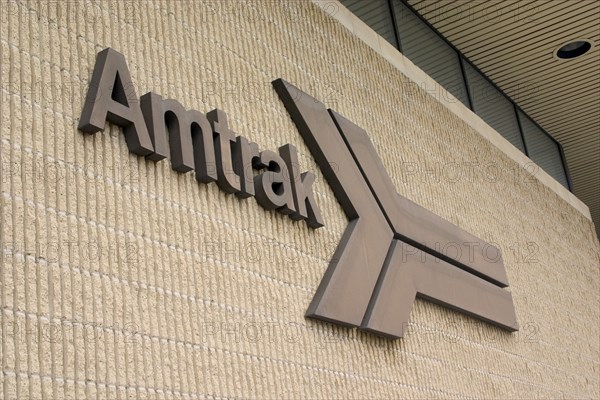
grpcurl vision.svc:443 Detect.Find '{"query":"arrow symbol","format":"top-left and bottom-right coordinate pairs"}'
top-left (273, 79), bottom-right (518, 338)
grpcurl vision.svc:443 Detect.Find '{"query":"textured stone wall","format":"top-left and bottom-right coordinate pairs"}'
top-left (0, 1), bottom-right (598, 399)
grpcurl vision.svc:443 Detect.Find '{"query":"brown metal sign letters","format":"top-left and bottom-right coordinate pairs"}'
top-left (273, 79), bottom-right (518, 338)
top-left (78, 48), bottom-right (518, 340)
top-left (79, 48), bottom-right (324, 228)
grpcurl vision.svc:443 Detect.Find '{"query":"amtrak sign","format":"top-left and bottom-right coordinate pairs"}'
top-left (79, 48), bottom-right (324, 229)
top-left (80, 48), bottom-right (518, 339)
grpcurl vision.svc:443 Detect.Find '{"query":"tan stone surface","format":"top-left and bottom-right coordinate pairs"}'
top-left (0, 1), bottom-right (598, 399)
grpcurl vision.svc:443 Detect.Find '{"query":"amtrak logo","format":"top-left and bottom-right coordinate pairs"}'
top-left (78, 48), bottom-right (517, 341)
top-left (273, 79), bottom-right (518, 338)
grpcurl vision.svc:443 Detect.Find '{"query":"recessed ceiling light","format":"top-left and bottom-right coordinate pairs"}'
top-left (554, 39), bottom-right (594, 60)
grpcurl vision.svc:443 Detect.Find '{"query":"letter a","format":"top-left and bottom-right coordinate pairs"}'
top-left (78, 48), bottom-right (154, 155)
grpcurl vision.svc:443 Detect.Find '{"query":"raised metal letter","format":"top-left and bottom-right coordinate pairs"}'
top-left (78, 48), bottom-right (153, 155)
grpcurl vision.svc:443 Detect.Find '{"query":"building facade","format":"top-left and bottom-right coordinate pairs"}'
top-left (0, 1), bottom-right (598, 399)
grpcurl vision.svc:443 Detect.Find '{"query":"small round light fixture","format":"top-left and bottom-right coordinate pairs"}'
top-left (554, 39), bottom-right (594, 60)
